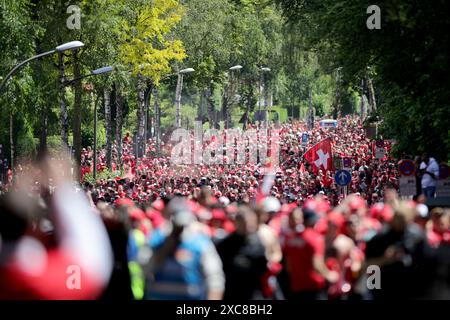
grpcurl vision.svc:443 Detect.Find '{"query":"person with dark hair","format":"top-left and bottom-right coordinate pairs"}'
top-left (420, 154), bottom-right (439, 198)
top-left (217, 206), bottom-right (268, 300)
top-left (365, 201), bottom-right (435, 299)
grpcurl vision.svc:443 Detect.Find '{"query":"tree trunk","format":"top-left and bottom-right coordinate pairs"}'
top-left (206, 86), bottom-right (217, 129)
top-left (360, 78), bottom-right (366, 119)
top-left (39, 105), bottom-right (48, 155)
top-left (104, 89), bottom-right (112, 169)
top-left (144, 82), bottom-right (153, 144)
top-left (9, 113), bottom-right (14, 170)
top-left (153, 87), bottom-right (161, 154)
top-left (333, 73), bottom-right (341, 120)
top-left (72, 53), bottom-right (83, 180)
top-left (58, 53), bottom-right (69, 147)
top-left (136, 75), bottom-right (146, 158)
top-left (115, 84), bottom-right (123, 167)
top-left (367, 76), bottom-right (377, 113)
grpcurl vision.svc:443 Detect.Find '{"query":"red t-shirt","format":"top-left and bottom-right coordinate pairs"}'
top-left (0, 250), bottom-right (102, 300)
top-left (283, 227), bottom-right (326, 292)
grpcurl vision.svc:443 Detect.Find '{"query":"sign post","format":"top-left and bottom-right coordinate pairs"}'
top-left (399, 176), bottom-right (417, 197)
top-left (301, 133), bottom-right (309, 147)
top-left (375, 140), bottom-right (385, 159)
top-left (398, 159), bottom-right (416, 198)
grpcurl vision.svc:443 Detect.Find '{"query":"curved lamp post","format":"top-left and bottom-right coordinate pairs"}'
top-left (175, 68), bottom-right (195, 128)
top-left (0, 41), bottom-right (84, 94)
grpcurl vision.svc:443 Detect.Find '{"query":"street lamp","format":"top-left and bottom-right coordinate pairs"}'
top-left (224, 65), bottom-right (243, 129)
top-left (0, 41), bottom-right (85, 94)
top-left (259, 67), bottom-right (271, 125)
top-left (63, 65), bottom-right (113, 87)
top-left (0, 41), bottom-right (84, 170)
top-left (66, 66), bottom-right (114, 180)
top-left (229, 65), bottom-right (243, 71)
top-left (175, 67), bottom-right (195, 128)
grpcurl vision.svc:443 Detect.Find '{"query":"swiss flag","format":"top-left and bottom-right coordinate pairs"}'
top-left (303, 138), bottom-right (333, 174)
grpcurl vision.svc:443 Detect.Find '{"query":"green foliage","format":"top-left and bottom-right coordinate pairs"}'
top-left (277, 0), bottom-right (450, 160)
top-left (83, 167), bottom-right (122, 184)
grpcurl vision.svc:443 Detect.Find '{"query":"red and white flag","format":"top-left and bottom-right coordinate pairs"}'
top-left (303, 138), bottom-right (333, 174)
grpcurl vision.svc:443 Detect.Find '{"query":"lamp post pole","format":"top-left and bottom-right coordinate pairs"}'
top-left (260, 67), bottom-right (271, 126)
top-left (174, 68), bottom-right (194, 128)
top-left (175, 72), bottom-right (184, 128)
top-left (92, 90), bottom-right (98, 180)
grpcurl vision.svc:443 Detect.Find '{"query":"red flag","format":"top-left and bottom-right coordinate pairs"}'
top-left (303, 138), bottom-right (333, 174)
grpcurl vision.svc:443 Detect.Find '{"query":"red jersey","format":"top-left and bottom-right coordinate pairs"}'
top-left (0, 249), bottom-right (102, 300)
top-left (283, 227), bottom-right (326, 292)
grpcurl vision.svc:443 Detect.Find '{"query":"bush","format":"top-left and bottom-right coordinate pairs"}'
top-left (83, 167), bottom-right (122, 185)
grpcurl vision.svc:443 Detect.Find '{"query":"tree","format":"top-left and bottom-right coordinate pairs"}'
top-left (277, 0), bottom-right (450, 160)
top-left (117, 0), bottom-right (186, 155)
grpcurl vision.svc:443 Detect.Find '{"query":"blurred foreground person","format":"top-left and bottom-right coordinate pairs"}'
top-left (365, 201), bottom-right (435, 299)
top-left (0, 156), bottom-right (113, 299)
top-left (281, 208), bottom-right (339, 300)
top-left (218, 206), bottom-right (269, 300)
top-left (144, 197), bottom-right (224, 300)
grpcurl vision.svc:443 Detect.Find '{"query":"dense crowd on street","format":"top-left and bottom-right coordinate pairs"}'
top-left (0, 116), bottom-right (449, 300)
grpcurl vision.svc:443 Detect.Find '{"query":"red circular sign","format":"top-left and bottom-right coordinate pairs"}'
top-left (398, 159), bottom-right (416, 176)
top-left (375, 140), bottom-right (384, 148)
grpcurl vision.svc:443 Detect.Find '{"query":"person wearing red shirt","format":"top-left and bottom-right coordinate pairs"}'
top-left (0, 160), bottom-right (112, 299)
top-left (283, 208), bottom-right (339, 300)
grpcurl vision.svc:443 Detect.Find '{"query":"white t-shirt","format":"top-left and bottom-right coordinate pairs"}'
top-left (420, 158), bottom-right (439, 188)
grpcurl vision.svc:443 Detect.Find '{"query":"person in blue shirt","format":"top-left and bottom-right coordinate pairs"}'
top-left (144, 197), bottom-right (224, 300)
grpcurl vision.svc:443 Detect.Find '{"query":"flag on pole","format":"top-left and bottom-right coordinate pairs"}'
top-left (303, 138), bottom-right (333, 174)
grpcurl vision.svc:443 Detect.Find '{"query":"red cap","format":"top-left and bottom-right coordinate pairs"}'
top-left (349, 196), bottom-right (366, 211)
top-left (370, 203), bottom-right (393, 222)
top-left (130, 208), bottom-right (145, 220)
top-left (152, 199), bottom-right (165, 212)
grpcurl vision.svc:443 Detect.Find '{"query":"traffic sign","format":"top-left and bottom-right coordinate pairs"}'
top-left (343, 157), bottom-right (352, 169)
top-left (437, 180), bottom-right (450, 197)
top-left (375, 141), bottom-right (385, 159)
top-left (301, 133), bottom-right (309, 146)
top-left (333, 156), bottom-right (343, 170)
top-left (335, 170), bottom-right (351, 186)
top-left (375, 147), bottom-right (385, 159)
top-left (399, 159), bottom-right (416, 176)
top-left (439, 164), bottom-right (450, 180)
top-left (375, 140), bottom-right (384, 148)
top-left (399, 176), bottom-right (416, 197)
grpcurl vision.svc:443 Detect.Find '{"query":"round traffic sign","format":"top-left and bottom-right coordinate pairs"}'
top-left (343, 157), bottom-right (352, 168)
top-left (439, 164), bottom-right (450, 180)
top-left (398, 159), bottom-right (415, 176)
top-left (375, 140), bottom-right (384, 148)
top-left (335, 170), bottom-right (352, 186)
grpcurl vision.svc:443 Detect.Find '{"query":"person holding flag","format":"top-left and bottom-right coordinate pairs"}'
top-left (303, 138), bottom-right (334, 174)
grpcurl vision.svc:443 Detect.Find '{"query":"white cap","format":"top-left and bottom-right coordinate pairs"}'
top-left (416, 203), bottom-right (429, 218)
top-left (262, 196), bottom-right (281, 213)
top-left (219, 196), bottom-right (230, 206)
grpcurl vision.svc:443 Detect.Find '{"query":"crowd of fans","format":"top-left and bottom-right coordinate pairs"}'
top-left (0, 116), bottom-right (449, 300)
